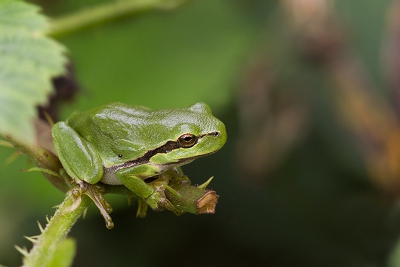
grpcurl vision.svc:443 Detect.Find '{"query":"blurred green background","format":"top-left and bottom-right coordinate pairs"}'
top-left (2, 0), bottom-right (400, 266)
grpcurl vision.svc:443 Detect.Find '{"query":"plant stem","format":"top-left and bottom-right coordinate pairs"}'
top-left (23, 193), bottom-right (91, 267)
top-left (3, 120), bottom-right (70, 192)
top-left (49, 0), bottom-right (188, 38)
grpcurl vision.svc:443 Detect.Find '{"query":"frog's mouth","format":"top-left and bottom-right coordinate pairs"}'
top-left (150, 148), bottom-right (218, 173)
top-left (157, 157), bottom-right (196, 169)
top-left (172, 150), bottom-right (218, 164)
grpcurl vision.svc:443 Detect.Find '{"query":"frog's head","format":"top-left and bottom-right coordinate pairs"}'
top-left (148, 102), bottom-right (227, 167)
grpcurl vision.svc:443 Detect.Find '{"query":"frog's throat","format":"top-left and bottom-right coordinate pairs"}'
top-left (102, 131), bottom-right (219, 179)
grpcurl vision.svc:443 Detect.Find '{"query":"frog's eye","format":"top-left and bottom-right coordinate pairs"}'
top-left (178, 133), bottom-right (197, 148)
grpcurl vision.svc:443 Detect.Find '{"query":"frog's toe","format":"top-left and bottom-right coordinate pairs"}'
top-left (69, 181), bottom-right (114, 229)
top-left (136, 198), bottom-right (148, 218)
top-left (144, 190), bottom-right (183, 216)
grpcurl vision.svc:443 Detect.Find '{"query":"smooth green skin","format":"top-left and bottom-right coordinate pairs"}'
top-left (52, 102), bottom-right (226, 211)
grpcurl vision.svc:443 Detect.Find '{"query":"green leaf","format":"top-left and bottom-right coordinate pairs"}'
top-left (0, 0), bottom-right (66, 145)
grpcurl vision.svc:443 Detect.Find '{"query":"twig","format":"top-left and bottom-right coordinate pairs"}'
top-left (49, 0), bottom-right (189, 38)
top-left (22, 193), bottom-right (91, 267)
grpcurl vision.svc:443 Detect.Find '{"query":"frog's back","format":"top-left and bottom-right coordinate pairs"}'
top-left (67, 103), bottom-right (154, 166)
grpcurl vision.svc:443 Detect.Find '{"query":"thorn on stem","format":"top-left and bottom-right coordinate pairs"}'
top-left (0, 140), bottom-right (14, 148)
top-left (5, 151), bottom-right (21, 165)
top-left (83, 207), bottom-right (88, 219)
top-left (197, 177), bottom-right (213, 189)
top-left (24, 235), bottom-right (38, 244)
top-left (14, 245), bottom-right (29, 257)
top-left (37, 221), bottom-right (44, 233)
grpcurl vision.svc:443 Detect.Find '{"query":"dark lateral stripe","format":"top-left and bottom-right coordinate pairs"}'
top-left (104, 131), bottom-right (219, 174)
top-left (106, 140), bottom-right (181, 173)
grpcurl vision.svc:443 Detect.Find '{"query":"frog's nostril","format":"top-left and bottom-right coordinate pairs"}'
top-left (211, 131), bottom-right (220, 137)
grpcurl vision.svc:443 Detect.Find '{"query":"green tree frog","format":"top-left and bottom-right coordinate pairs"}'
top-left (52, 102), bottom-right (227, 218)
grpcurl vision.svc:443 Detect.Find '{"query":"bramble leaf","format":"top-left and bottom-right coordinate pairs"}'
top-left (0, 0), bottom-right (66, 145)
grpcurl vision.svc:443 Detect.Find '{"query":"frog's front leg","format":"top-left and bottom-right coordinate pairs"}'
top-left (52, 122), bottom-right (113, 228)
top-left (116, 167), bottom-right (180, 215)
top-left (52, 122), bottom-right (104, 184)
